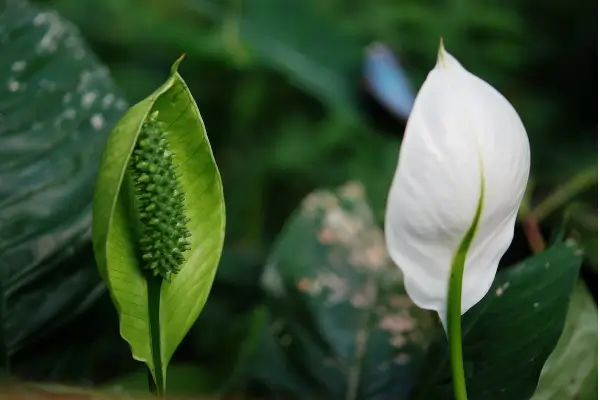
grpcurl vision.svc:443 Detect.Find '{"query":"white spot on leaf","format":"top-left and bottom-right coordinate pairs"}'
top-left (102, 94), bottom-right (115, 108)
top-left (35, 12), bottom-right (67, 53)
top-left (82, 92), bottom-right (97, 108)
top-left (7, 77), bottom-right (21, 92)
top-left (90, 114), bottom-right (104, 130)
top-left (39, 78), bottom-right (56, 91)
top-left (11, 61), bottom-right (26, 72)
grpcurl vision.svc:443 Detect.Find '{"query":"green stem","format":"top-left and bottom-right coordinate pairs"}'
top-left (446, 164), bottom-right (485, 400)
top-left (531, 166), bottom-right (598, 222)
top-left (447, 247), bottom-right (470, 400)
top-left (147, 276), bottom-right (165, 396)
top-left (447, 279), bottom-right (468, 400)
top-left (448, 302), bottom-right (467, 400)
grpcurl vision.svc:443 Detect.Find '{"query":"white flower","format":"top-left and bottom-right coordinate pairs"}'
top-left (384, 42), bottom-right (530, 327)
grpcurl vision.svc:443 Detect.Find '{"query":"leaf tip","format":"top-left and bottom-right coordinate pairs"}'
top-left (171, 53), bottom-right (187, 74)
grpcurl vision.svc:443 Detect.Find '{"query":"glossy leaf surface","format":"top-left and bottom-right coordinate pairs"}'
top-left (0, 0), bottom-right (127, 362)
top-left (531, 280), bottom-right (597, 400)
top-left (412, 241), bottom-right (582, 400)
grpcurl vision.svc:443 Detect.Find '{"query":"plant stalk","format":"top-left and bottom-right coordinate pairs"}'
top-left (447, 265), bottom-right (468, 400)
top-left (147, 276), bottom-right (165, 396)
top-left (446, 164), bottom-right (485, 400)
top-left (531, 166), bottom-right (598, 222)
top-left (522, 216), bottom-right (546, 254)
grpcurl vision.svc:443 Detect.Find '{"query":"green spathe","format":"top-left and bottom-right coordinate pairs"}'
top-left (92, 56), bottom-right (226, 394)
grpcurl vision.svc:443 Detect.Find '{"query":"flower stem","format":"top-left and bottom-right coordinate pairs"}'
top-left (522, 216), bottom-right (546, 254)
top-left (147, 276), bottom-right (165, 396)
top-left (531, 166), bottom-right (598, 222)
top-left (447, 267), bottom-right (468, 400)
top-left (446, 164), bottom-right (484, 400)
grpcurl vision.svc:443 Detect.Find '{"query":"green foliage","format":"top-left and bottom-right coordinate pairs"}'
top-left (531, 281), bottom-right (597, 400)
top-left (0, 0), bottom-right (127, 370)
top-left (1, 0), bottom-right (596, 397)
top-left (104, 364), bottom-right (217, 396)
top-left (238, 0), bottom-right (364, 117)
top-left (251, 182), bottom-right (437, 399)
top-left (91, 56), bottom-right (225, 392)
top-left (412, 241), bottom-right (583, 399)
top-left (12, 295), bottom-right (133, 384)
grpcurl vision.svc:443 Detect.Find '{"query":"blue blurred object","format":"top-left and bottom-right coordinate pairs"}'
top-left (363, 42), bottom-right (415, 122)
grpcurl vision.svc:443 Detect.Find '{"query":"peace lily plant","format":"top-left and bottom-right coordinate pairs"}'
top-left (384, 41), bottom-right (531, 400)
top-left (92, 56), bottom-right (225, 395)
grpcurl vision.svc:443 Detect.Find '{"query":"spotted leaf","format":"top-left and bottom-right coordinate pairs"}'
top-left (251, 182), bottom-right (437, 399)
top-left (0, 0), bottom-right (127, 365)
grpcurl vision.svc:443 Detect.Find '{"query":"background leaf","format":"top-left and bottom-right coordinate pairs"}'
top-left (238, 0), bottom-right (364, 117)
top-left (11, 294), bottom-right (134, 384)
top-left (531, 280), bottom-right (597, 400)
top-left (412, 241), bottom-right (583, 400)
top-left (0, 0), bottom-right (127, 365)
top-left (0, 0), bottom-right (595, 395)
top-left (250, 182), bottom-right (437, 399)
top-left (578, 363), bottom-right (598, 400)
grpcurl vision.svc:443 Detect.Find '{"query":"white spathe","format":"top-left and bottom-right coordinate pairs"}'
top-left (384, 42), bottom-right (530, 326)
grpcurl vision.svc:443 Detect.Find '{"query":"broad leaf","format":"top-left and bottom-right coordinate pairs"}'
top-left (412, 241), bottom-right (583, 400)
top-left (0, 0), bottom-right (127, 363)
top-left (12, 293), bottom-right (135, 385)
top-left (238, 0), bottom-right (363, 116)
top-left (92, 56), bottom-right (225, 391)
top-left (578, 362), bottom-right (598, 400)
top-left (251, 182), bottom-right (437, 399)
top-left (531, 280), bottom-right (597, 400)
top-left (186, 0), bottom-right (363, 115)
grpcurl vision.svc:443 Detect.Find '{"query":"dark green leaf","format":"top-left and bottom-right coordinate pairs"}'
top-left (12, 293), bottom-right (135, 385)
top-left (0, 0), bottom-right (127, 362)
top-left (412, 241), bottom-right (583, 400)
top-left (239, 0), bottom-right (363, 115)
top-left (531, 280), bottom-right (597, 400)
top-left (251, 182), bottom-right (437, 399)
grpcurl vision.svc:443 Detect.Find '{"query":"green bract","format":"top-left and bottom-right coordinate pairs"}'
top-left (92, 56), bottom-right (225, 394)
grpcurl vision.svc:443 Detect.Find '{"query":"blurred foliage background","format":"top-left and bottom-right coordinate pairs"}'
top-left (0, 0), bottom-right (597, 398)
